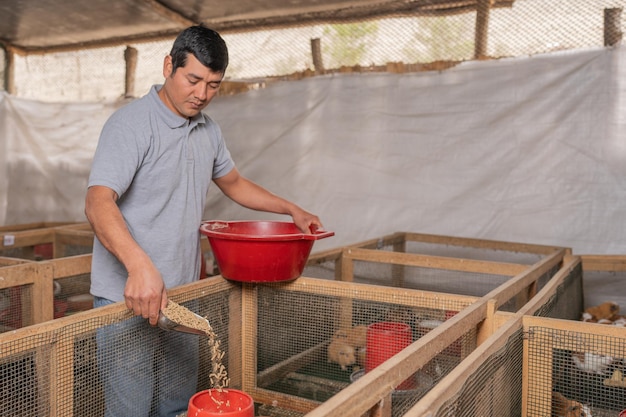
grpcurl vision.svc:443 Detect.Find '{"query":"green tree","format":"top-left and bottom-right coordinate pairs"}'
top-left (323, 22), bottom-right (379, 68)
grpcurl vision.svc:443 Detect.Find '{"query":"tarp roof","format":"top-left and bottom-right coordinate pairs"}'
top-left (0, 0), bottom-right (513, 55)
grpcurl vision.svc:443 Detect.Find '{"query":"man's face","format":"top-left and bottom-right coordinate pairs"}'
top-left (158, 53), bottom-right (224, 118)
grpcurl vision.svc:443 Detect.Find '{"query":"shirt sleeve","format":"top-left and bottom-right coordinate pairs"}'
top-left (88, 112), bottom-right (146, 198)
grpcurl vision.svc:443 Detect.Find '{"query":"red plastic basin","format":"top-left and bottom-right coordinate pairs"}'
top-left (200, 220), bottom-right (334, 283)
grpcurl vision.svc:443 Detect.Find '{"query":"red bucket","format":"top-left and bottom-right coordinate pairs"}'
top-left (200, 221), bottom-right (334, 283)
top-left (188, 389), bottom-right (254, 417)
top-left (365, 321), bottom-right (415, 390)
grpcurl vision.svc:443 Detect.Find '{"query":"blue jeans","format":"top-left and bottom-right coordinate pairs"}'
top-left (94, 297), bottom-right (199, 417)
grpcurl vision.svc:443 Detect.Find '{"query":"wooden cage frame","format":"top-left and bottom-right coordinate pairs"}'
top-left (0, 248), bottom-right (571, 416)
top-left (0, 222), bottom-right (94, 260)
top-left (0, 227), bottom-right (578, 416)
top-left (399, 254), bottom-right (626, 417)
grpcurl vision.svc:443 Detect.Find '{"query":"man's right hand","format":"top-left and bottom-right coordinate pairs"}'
top-left (124, 259), bottom-right (168, 326)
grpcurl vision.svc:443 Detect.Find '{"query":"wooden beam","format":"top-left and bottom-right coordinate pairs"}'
top-left (580, 254), bottom-right (626, 272)
top-left (402, 231), bottom-right (567, 255)
top-left (286, 276), bottom-right (479, 310)
top-left (141, 0), bottom-right (198, 27)
top-left (343, 247), bottom-right (529, 276)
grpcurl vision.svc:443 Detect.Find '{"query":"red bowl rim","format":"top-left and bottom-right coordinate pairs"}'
top-left (200, 220), bottom-right (333, 242)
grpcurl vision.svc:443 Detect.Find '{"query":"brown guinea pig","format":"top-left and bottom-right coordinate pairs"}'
top-left (551, 391), bottom-right (592, 417)
top-left (583, 302), bottom-right (620, 322)
top-left (327, 339), bottom-right (356, 370)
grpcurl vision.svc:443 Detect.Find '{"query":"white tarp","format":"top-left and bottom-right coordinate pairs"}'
top-left (1, 45), bottom-right (626, 260)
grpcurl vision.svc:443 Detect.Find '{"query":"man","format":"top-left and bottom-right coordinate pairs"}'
top-left (85, 25), bottom-right (322, 417)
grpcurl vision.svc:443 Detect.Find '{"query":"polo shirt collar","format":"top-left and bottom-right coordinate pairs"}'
top-left (149, 85), bottom-right (207, 129)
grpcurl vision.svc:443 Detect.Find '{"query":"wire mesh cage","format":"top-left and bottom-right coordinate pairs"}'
top-left (0, 277), bottom-right (238, 417)
top-left (304, 232), bottom-right (568, 313)
top-left (251, 278), bottom-right (476, 416)
top-left (0, 262), bottom-right (53, 332)
top-left (0, 254), bottom-right (586, 417)
top-left (526, 260), bottom-right (584, 320)
top-left (0, 223), bottom-right (93, 261)
top-left (0, 254), bottom-right (95, 333)
top-left (5, 0), bottom-right (625, 102)
top-left (52, 224), bottom-right (94, 258)
top-left (425, 325), bottom-right (524, 417)
top-left (524, 316), bottom-right (626, 417)
top-left (352, 256), bottom-right (586, 417)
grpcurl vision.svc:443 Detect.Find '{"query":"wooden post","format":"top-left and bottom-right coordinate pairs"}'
top-left (604, 7), bottom-right (623, 47)
top-left (124, 46), bottom-right (138, 98)
top-left (474, 0), bottom-right (493, 59)
top-left (2, 45), bottom-right (15, 95)
top-left (310, 38), bottom-right (324, 74)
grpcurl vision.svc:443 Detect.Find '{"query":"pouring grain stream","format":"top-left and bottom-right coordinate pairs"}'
top-left (161, 301), bottom-right (231, 407)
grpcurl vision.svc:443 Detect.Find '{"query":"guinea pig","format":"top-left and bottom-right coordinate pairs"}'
top-left (332, 325), bottom-right (367, 348)
top-left (583, 302), bottom-right (620, 322)
top-left (327, 339), bottom-right (356, 370)
top-left (571, 351), bottom-right (613, 375)
top-left (551, 391), bottom-right (592, 417)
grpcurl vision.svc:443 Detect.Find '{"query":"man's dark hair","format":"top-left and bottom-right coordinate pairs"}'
top-left (170, 25), bottom-right (229, 74)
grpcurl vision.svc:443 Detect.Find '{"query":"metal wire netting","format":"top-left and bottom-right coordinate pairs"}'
top-left (304, 242), bottom-right (529, 299)
top-left (0, 285), bottom-right (33, 332)
top-left (532, 262), bottom-right (584, 320)
top-left (434, 328), bottom-right (524, 417)
top-left (526, 325), bottom-right (626, 417)
top-left (0, 282), bottom-right (236, 416)
top-left (1, 0), bottom-right (624, 102)
top-left (253, 281), bottom-right (475, 417)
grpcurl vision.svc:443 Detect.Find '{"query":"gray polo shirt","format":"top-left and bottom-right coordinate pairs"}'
top-left (88, 85), bottom-right (235, 302)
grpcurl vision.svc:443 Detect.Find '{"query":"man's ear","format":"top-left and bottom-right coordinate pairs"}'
top-left (163, 55), bottom-right (173, 78)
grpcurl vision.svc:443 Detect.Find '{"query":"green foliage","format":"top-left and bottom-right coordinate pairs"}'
top-left (323, 22), bottom-right (379, 68)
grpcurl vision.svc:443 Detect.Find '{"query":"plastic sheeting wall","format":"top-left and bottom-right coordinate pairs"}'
top-left (1, 46), bottom-right (625, 256)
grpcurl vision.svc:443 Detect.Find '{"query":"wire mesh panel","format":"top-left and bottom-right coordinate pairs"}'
top-left (305, 238), bottom-right (566, 316)
top-left (6, 0), bottom-right (625, 102)
top-left (433, 328), bottom-right (524, 417)
top-left (524, 318), bottom-right (626, 417)
top-left (0, 284), bottom-right (34, 332)
top-left (0, 262), bottom-right (55, 332)
top-left (55, 273), bottom-right (92, 317)
top-left (530, 261), bottom-right (584, 320)
top-left (0, 277), bottom-right (238, 417)
top-left (355, 259), bottom-right (512, 297)
top-left (303, 257), bottom-right (518, 296)
top-left (0, 333), bottom-right (53, 417)
top-left (0, 223), bottom-right (90, 261)
top-left (249, 278), bottom-right (477, 416)
top-left (53, 224), bottom-right (94, 258)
